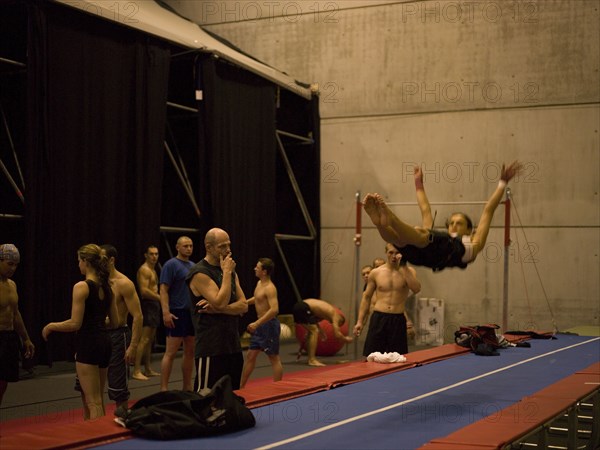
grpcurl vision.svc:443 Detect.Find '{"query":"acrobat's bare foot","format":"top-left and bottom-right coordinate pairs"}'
top-left (308, 359), bottom-right (326, 367)
top-left (144, 369), bottom-right (160, 377)
top-left (363, 194), bottom-right (381, 226)
top-left (374, 194), bottom-right (391, 227)
top-left (132, 371), bottom-right (149, 381)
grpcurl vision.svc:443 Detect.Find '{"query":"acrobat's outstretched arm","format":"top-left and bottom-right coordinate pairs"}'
top-left (471, 161), bottom-right (523, 257)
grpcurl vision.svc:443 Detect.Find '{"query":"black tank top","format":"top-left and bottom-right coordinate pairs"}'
top-left (78, 279), bottom-right (110, 335)
top-left (186, 259), bottom-right (241, 356)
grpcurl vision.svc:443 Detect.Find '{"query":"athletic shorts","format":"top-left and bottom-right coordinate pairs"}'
top-left (292, 302), bottom-right (318, 325)
top-left (141, 299), bottom-right (161, 328)
top-left (0, 330), bottom-right (20, 382)
top-left (362, 311), bottom-right (408, 357)
top-left (398, 230), bottom-right (467, 271)
top-left (249, 318), bottom-right (280, 355)
top-left (166, 308), bottom-right (195, 338)
top-left (75, 331), bottom-right (111, 368)
top-left (74, 330), bottom-right (112, 393)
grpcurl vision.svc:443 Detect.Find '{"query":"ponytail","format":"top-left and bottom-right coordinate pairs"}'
top-left (77, 244), bottom-right (112, 300)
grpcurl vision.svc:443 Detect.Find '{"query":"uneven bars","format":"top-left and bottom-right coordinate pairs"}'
top-left (353, 191), bottom-right (362, 360)
top-left (502, 189), bottom-right (512, 332)
top-left (355, 193), bottom-right (512, 335)
top-left (387, 200), bottom-right (493, 206)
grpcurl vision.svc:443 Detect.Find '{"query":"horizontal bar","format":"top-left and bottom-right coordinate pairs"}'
top-left (0, 57), bottom-right (26, 68)
top-left (159, 226), bottom-right (200, 233)
top-left (166, 102), bottom-right (199, 113)
top-left (0, 213), bottom-right (23, 220)
top-left (275, 234), bottom-right (315, 241)
top-left (387, 201), bottom-right (497, 206)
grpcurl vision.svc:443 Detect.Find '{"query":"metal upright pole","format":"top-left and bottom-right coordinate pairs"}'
top-left (353, 191), bottom-right (362, 360)
top-left (502, 188), bottom-right (512, 332)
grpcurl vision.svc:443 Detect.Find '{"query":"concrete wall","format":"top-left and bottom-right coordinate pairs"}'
top-left (169, 0), bottom-right (600, 341)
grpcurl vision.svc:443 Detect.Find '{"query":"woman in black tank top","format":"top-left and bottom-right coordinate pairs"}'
top-left (42, 244), bottom-right (118, 420)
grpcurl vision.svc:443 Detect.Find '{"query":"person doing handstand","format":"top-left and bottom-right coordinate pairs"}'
top-left (363, 161), bottom-right (522, 272)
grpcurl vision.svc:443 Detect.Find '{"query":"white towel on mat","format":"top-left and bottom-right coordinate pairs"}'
top-left (366, 352), bottom-right (407, 363)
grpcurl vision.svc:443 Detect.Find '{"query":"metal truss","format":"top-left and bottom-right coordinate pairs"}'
top-left (275, 129), bottom-right (317, 303)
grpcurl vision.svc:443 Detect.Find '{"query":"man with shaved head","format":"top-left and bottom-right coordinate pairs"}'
top-left (186, 228), bottom-right (248, 391)
top-left (159, 236), bottom-right (195, 391)
top-left (0, 244), bottom-right (34, 405)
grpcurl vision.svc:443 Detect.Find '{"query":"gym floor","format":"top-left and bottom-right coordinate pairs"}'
top-left (0, 338), bottom-right (432, 423)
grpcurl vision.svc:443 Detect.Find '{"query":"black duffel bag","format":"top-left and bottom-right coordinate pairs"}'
top-left (115, 375), bottom-right (255, 440)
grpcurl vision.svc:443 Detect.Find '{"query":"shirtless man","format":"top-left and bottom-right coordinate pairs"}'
top-left (100, 245), bottom-right (142, 410)
top-left (132, 245), bottom-right (161, 380)
top-left (0, 244), bottom-right (34, 405)
top-left (240, 258), bottom-right (283, 388)
top-left (293, 298), bottom-right (353, 367)
top-left (353, 243), bottom-right (421, 356)
top-left (368, 257), bottom-right (385, 311)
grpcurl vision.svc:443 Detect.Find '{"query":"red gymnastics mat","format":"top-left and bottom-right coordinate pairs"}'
top-left (419, 361), bottom-right (600, 449)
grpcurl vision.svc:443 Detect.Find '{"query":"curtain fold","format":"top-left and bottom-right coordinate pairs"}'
top-left (25, 2), bottom-right (170, 362)
top-left (197, 56), bottom-right (277, 303)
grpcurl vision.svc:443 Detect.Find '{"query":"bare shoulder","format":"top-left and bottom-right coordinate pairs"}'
top-left (137, 264), bottom-right (150, 276)
top-left (0, 278), bottom-right (18, 299)
top-left (113, 271), bottom-right (135, 292)
top-left (73, 280), bottom-right (90, 294)
top-left (2, 278), bottom-right (17, 290)
top-left (265, 281), bottom-right (278, 296)
top-left (139, 263), bottom-right (156, 277)
top-left (372, 265), bottom-right (390, 279)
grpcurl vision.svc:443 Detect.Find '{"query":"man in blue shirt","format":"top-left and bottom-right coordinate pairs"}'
top-left (159, 236), bottom-right (195, 391)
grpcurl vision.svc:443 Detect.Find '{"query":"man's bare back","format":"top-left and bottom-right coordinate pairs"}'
top-left (302, 299), bottom-right (353, 343)
top-left (111, 271), bottom-right (137, 327)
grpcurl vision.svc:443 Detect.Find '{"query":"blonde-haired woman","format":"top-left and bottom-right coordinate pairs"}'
top-left (43, 244), bottom-right (118, 420)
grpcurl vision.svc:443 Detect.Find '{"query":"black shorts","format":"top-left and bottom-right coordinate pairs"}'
top-left (362, 311), bottom-right (408, 357)
top-left (0, 330), bottom-right (20, 382)
top-left (166, 308), bottom-right (195, 338)
top-left (75, 331), bottom-right (111, 368)
top-left (398, 230), bottom-right (467, 271)
top-left (292, 302), bottom-right (318, 325)
top-left (141, 299), bottom-right (161, 328)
